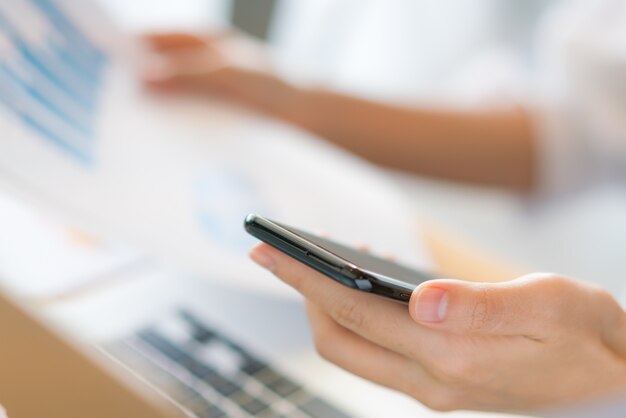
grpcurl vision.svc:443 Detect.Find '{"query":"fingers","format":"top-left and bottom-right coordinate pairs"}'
top-left (408, 273), bottom-right (611, 339)
top-left (304, 302), bottom-right (457, 410)
top-left (141, 31), bottom-right (274, 100)
top-left (142, 48), bottom-right (231, 92)
top-left (249, 243), bottom-right (448, 361)
top-left (141, 32), bottom-right (229, 91)
top-left (305, 302), bottom-right (421, 392)
top-left (143, 33), bottom-right (209, 51)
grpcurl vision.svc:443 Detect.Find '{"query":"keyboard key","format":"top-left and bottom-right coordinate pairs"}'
top-left (299, 398), bottom-right (352, 418)
top-left (241, 359), bottom-right (268, 376)
top-left (158, 317), bottom-right (193, 344)
top-left (232, 392), bottom-right (269, 415)
top-left (241, 397), bottom-right (269, 415)
top-left (266, 377), bottom-right (302, 397)
top-left (208, 375), bottom-right (241, 397)
top-left (188, 362), bottom-right (215, 380)
top-left (138, 330), bottom-right (194, 366)
top-left (261, 413), bottom-right (289, 418)
top-left (196, 340), bottom-right (243, 376)
top-left (202, 404), bottom-right (227, 418)
top-left (179, 311), bottom-right (216, 343)
top-left (255, 368), bottom-right (283, 385)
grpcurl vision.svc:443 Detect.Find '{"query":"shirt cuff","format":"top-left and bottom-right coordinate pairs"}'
top-left (531, 98), bottom-right (596, 199)
top-left (535, 393), bottom-right (626, 418)
top-left (530, 101), bottom-right (596, 201)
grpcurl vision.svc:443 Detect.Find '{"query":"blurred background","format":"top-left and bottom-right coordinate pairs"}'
top-left (2, 2), bottom-right (625, 417)
top-left (93, 0), bottom-right (626, 296)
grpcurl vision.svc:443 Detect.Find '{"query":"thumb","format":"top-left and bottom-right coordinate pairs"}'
top-left (408, 274), bottom-right (582, 337)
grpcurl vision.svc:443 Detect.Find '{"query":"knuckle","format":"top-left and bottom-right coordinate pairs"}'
top-left (584, 286), bottom-right (621, 326)
top-left (527, 274), bottom-right (578, 325)
top-left (468, 288), bottom-right (501, 333)
top-left (524, 273), bottom-right (570, 296)
top-left (538, 274), bottom-right (571, 292)
top-left (330, 298), bottom-right (365, 330)
top-left (591, 287), bottom-right (615, 306)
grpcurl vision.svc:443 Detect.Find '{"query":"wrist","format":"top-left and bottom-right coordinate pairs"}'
top-left (224, 68), bottom-right (298, 118)
top-left (228, 69), bottom-right (321, 131)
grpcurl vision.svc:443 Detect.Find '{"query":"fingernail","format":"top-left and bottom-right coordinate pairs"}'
top-left (249, 247), bottom-right (276, 271)
top-left (414, 287), bottom-right (448, 322)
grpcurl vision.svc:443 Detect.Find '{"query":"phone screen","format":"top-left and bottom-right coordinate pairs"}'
top-left (281, 224), bottom-right (434, 287)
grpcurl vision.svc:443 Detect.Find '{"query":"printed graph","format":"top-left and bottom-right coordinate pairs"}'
top-left (0, 0), bottom-right (107, 163)
top-left (194, 167), bottom-right (272, 252)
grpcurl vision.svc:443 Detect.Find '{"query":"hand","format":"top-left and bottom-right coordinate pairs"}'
top-left (249, 243), bottom-right (626, 413)
top-left (141, 32), bottom-right (296, 116)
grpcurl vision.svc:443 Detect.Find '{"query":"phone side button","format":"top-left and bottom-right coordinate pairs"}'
top-left (354, 279), bottom-right (373, 291)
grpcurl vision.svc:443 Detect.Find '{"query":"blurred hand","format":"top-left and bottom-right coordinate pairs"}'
top-left (141, 32), bottom-right (295, 115)
top-left (249, 243), bottom-right (626, 413)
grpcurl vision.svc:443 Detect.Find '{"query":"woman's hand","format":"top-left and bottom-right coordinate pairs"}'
top-left (249, 243), bottom-right (626, 413)
top-left (141, 32), bottom-right (297, 117)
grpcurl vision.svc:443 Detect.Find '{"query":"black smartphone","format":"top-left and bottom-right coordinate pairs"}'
top-left (244, 214), bottom-right (435, 303)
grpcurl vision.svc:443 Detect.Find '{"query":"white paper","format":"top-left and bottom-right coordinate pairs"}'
top-left (0, 191), bottom-right (142, 299)
top-left (0, 0), bottom-right (431, 297)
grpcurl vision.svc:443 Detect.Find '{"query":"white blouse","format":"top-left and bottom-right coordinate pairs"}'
top-left (534, 0), bottom-right (626, 199)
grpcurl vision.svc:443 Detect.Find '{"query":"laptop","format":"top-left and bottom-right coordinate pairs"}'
top-left (0, 256), bottom-right (437, 418)
top-left (0, 285), bottom-right (185, 418)
top-left (0, 284), bottom-right (355, 418)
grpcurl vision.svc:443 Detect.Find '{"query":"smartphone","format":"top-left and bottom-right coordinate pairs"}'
top-left (244, 214), bottom-right (435, 303)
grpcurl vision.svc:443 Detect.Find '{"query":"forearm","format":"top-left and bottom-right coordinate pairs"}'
top-left (145, 34), bottom-right (535, 192)
top-left (262, 84), bottom-right (536, 192)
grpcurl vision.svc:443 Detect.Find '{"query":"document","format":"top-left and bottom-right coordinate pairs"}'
top-left (0, 191), bottom-right (142, 299)
top-left (0, 0), bottom-right (430, 296)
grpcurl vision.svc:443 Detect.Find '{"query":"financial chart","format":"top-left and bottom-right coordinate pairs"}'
top-left (0, 0), bottom-right (107, 164)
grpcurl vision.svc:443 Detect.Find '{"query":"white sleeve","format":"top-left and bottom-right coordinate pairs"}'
top-left (531, 0), bottom-right (626, 199)
top-left (537, 395), bottom-right (626, 418)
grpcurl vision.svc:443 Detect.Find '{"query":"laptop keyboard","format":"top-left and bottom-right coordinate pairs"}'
top-left (102, 310), bottom-right (353, 418)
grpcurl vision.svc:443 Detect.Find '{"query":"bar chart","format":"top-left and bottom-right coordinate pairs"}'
top-left (0, 0), bottom-right (107, 164)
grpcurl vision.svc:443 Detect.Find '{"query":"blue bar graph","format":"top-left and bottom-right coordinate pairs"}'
top-left (0, 0), bottom-right (107, 164)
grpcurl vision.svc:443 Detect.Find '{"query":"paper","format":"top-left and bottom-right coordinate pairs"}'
top-left (0, 191), bottom-right (142, 299)
top-left (0, 0), bottom-right (430, 297)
